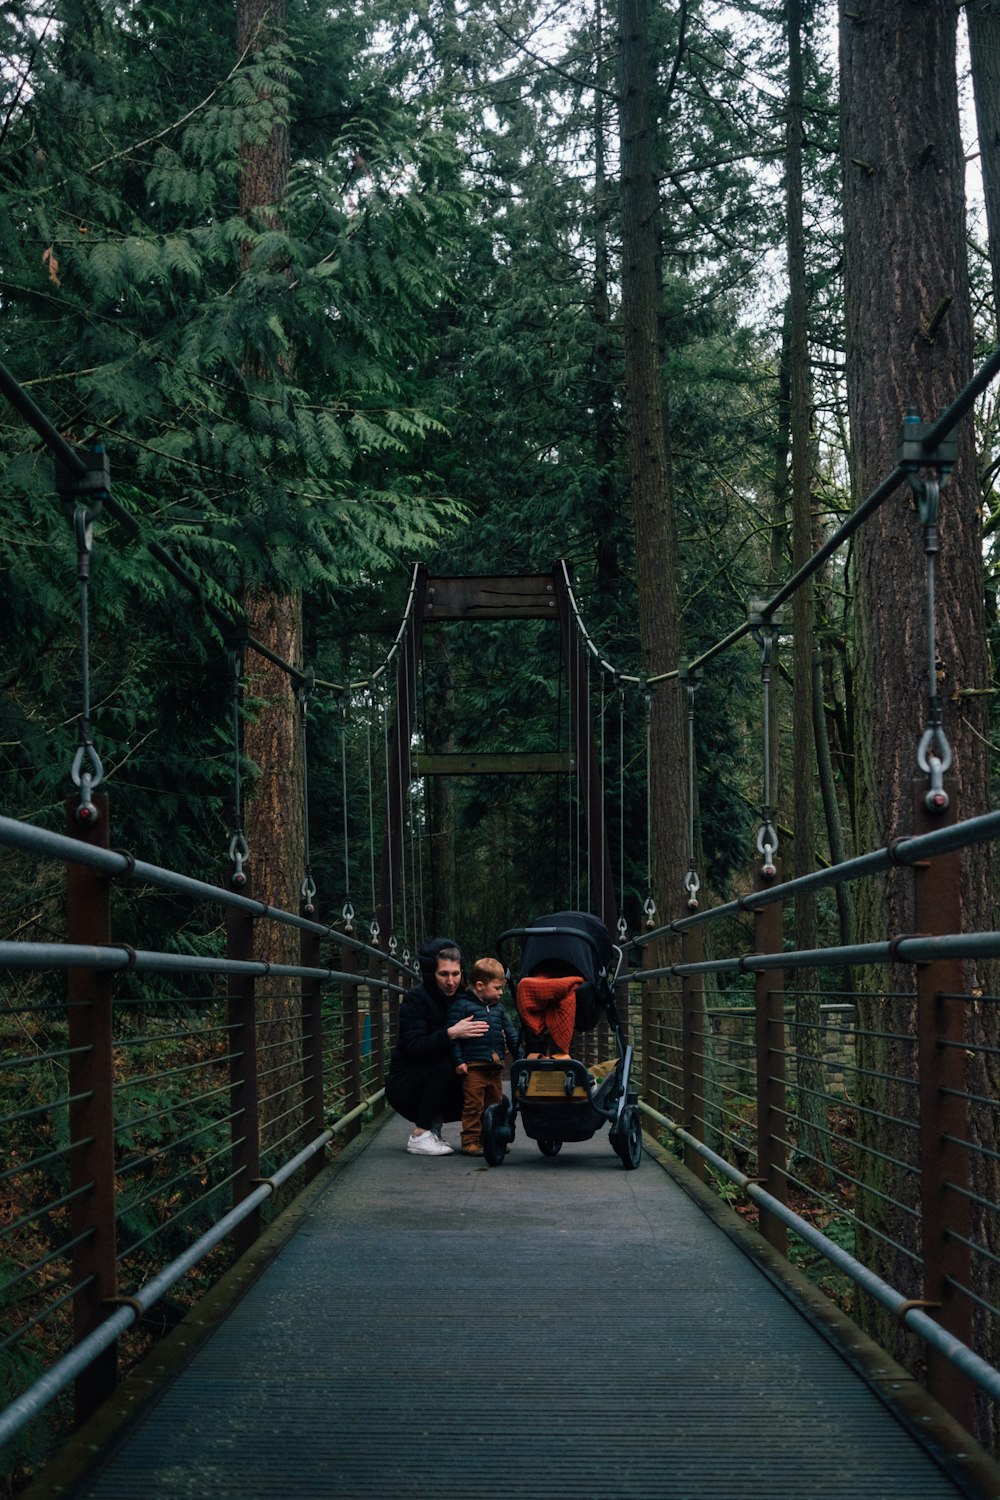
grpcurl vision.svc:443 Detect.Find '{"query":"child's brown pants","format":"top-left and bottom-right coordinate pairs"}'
top-left (460, 1063), bottom-right (503, 1149)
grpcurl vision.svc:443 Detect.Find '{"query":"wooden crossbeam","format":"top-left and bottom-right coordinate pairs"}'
top-left (412, 752), bottom-right (573, 776)
top-left (424, 575), bottom-right (558, 620)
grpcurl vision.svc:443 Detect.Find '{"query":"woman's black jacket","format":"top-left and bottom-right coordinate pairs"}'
top-left (388, 981), bottom-right (458, 1076)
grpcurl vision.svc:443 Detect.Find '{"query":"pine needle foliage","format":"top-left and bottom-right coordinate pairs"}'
top-left (0, 0), bottom-right (473, 859)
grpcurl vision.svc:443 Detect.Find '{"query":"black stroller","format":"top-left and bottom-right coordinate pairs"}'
top-left (483, 910), bottom-right (641, 1170)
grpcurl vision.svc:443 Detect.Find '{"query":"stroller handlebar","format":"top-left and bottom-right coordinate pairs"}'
top-left (495, 924), bottom-right (624, 988)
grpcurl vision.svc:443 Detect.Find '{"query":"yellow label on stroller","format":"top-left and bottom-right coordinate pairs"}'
top-left (524, 1070), bottom-right (590, 1100)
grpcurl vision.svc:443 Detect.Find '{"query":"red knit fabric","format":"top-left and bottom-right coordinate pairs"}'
top-left (516, 975), bottom-right (584, 1054)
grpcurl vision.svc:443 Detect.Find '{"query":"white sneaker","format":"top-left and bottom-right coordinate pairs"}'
top-left (406, 1131), bottom-right (454, 1156)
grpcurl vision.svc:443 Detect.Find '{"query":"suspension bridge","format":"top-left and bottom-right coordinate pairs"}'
top-left (4, 347), bottom-right (1000, 1498)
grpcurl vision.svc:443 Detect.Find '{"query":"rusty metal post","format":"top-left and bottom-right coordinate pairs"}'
top-left (300, 908), bottom-right (325, 1178)
top-left (66, 792), bottom-right (118, 1423)
top-left (681, 924), bottom-right (706, 1180)
top-left (374, 954), bottom-right (394, 1115)
top-left (912, 777), bottom-right (974, 1430)
top-left (754, 862), bottom-right (787, 1254)
top-left (638, 938), bottom-right (654, 1106)
top-left (341, 942), bottom-right (362, 1140)
top-left (226, 874), bottom-right (260, 1257)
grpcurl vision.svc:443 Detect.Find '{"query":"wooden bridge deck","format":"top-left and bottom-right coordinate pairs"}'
top-left (34, 1117), bottom-right (996, 1500)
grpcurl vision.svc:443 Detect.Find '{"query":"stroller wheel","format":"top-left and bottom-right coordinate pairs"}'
top-left (536, 1138), bottom-right (562, 1158)
top-left (613, 1104), bottom-right (642, 1170)
top-left (482, 1101), bottom-right (508, 1166)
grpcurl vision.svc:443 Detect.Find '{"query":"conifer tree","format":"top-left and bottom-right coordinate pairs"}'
top-left (839, 0), bottom-right (997, 1432)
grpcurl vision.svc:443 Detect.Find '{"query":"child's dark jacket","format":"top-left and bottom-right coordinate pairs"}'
top-left (448, 993), bottom-right (519, 1068)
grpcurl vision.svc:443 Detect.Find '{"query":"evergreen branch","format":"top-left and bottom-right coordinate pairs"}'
top-left (663, 0), bottom-right (689, 109)
top-left (665, 173), bottom-right (740, 253)
top-left (0, 14), bottom-right (55, 153)
top-left (665, 145), bottom-right (784, 182)
top-left (493, 21), bottom-right (615, 101)
top-left (74, 36), bottom-right (259, 185)
top-left (103, 428), bottom-right (237, 482)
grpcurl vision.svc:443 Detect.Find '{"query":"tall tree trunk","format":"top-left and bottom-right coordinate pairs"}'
top-left (618, 0), bottom-right (685, 935)
top-left (237, 0), bottom-right (304, 1147)
top-left (839, 0), bottom-right (997, 1429)
top-left (967, 0), bottom-right (1000, 333)
top-left (786, 0), bottom-right (828, 1182)
top-left (593, 0), bottom-right (620, 598)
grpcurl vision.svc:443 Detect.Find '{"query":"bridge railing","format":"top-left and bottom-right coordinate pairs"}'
top-left (626, 793), bottom-right (1000, 1439)
top-left (0, 804), bottom-right (408, 1474)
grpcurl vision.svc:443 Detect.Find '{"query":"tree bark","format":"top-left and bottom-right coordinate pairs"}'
top-left (839, 0), bottom-right (997, 1424)
top-left (237, 0), bottom-right (304, 1148)
top-left (786, 0), bottom-right (828, 1183)
top-left (593, 0), bottom-right (620, 600)
top-left (618, 0), bottom-right (686, 932)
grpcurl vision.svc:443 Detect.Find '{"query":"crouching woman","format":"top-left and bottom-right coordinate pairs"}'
top-left (385, 938), bottom-right (488, 1156)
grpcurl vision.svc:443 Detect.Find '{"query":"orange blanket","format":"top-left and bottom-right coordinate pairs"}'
top-left (516, 975), bottom-right (584, 1055)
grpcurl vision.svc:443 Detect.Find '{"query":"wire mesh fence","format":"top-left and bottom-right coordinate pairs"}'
top-left (0, 814), bottom-right (409, 1484)
top-left (627, 811), bottom-right (1000, 1443)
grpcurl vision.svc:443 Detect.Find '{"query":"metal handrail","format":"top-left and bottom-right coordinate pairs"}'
top-left (638, 1100), bottom-right (1000, 1406)
top-left (0, 815), bottom-right (414, 976)
top-left (0, 1096), bottom-right (384, 1451)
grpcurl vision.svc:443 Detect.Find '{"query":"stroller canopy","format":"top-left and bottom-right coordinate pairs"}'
top-left (516, 910), bottom-right (615, 982)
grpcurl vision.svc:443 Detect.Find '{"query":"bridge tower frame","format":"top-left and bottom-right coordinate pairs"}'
top-left (375, 562), bottom-right (617, 946)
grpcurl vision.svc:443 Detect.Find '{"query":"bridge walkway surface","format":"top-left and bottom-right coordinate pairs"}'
top-left (32, 1117), bottom-right (998, 1500)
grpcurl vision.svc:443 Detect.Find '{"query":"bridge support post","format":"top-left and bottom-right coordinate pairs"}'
top-left (681, 925), bottom-right (706, 1180)
top-left (66, 792), bottom-right (119, 1424)
top-left (341, 942), bottom-right (362, 1139)
top-left (912, 777), bottom-right (974, 1432)
top-left (373, 952), bottom-right (392, 1116)
top-left (754, 862), bottom-right (787, 1254)
top-left (300, 909), bottom-right (325, 1175)
top-left (227, 875), bottom-right (260, 1257)
top-left (638, 938), bottom-right (657, 1108)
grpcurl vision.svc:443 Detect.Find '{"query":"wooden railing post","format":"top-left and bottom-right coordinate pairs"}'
top-left (300, 906), bottom-right (325, 1178)
top-left (226, 875), bottom-right (260, 1257)
top-left (66, 792), bottom-right (118, 1423)
top-left (681, 924), bottom-right (706, 1180)
top-left (754, 863), bottom-right (787, 1254)
top-left (912, 777), bottom-right (974, 1430)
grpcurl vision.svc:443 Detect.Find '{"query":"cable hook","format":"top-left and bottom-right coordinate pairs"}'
top-left (683, 863), bottom-right (701, 912)
top-left (756, 819), bottom-right (778, 879)
top-left (229, 830), bottom-right (249, 889)
top-left (71, 741), bottom-right (104, 826)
